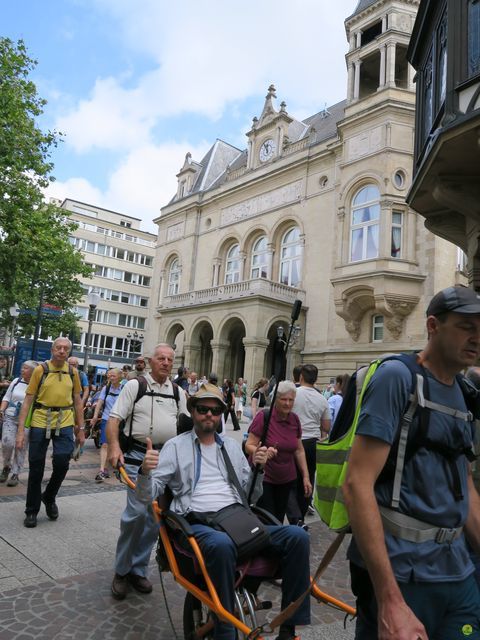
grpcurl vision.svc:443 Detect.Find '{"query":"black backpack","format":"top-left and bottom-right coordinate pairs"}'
top-left (118, 376), bottom-right (183, 453)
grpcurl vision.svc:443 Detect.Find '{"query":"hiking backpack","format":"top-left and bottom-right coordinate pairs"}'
top-left (313, 353), bottom-right (479, 532)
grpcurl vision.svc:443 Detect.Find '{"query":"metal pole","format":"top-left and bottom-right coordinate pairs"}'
top-left (31, 285), bottom-right (44, 360)
top-left (83, 304), bottom-right (95, 373)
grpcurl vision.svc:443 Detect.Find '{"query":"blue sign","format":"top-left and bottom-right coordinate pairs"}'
top-left (13, 339), bottom-right (52, 377)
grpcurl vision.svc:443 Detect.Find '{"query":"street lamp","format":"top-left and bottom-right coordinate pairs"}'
top-left (83, 290), bottom-right (101, 373)
top-left (276, 324), bottom-right (301, 346)
top-left (8, 305), bottom-right (21, 376)
top-left (126, 331), bottom-right (144, 362)
top-left (275, 323), bottom-right (302, 380)
top-left (9, 305), bottom-right (20, 347)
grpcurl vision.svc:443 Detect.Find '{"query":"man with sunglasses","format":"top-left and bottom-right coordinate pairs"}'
top-left (138, 383), bottom-right (311, 640)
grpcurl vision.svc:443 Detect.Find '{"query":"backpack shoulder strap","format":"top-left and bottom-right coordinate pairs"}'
top-left (134, 375), bottom-right (148, 404)
top-left (171, 382), bottom-right (180, 409)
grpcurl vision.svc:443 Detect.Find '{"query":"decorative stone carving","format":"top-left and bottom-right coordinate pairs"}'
top-left (345, 319), bottom-right (361, 342)
top-left (221, 180), bottom-right (302, 226)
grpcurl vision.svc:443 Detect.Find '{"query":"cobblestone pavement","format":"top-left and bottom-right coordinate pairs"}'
top-left (0, 429), bottom-right (356, 639)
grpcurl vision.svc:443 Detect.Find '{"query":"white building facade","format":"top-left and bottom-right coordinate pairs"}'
top-left (56, 198), bottom-right (156, 372)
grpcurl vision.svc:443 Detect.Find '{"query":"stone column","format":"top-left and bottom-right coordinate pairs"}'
top-left (267, 244), bottom-right (274, 280)
top-left (355, 31), bottom-right (362, 48)
top-left (353, 60), bottom-right (362, 100)
top-left (379, 44), bottom-right (386, 89)
top-left (184, 343), bottom-right (202, 373)
top-left (157, 269), bottom-right (165, 305)
top-left (386, 42), bottom-right (396, 87)
top-left (347, 61), bottom-right (355, 102)
top-left (210, 340), bottom-right (230, 380)
top-left (242, 337), bottom-right (270, 388)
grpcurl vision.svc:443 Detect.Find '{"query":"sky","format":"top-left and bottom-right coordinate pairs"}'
top-left (3, 0), bottom-right (359, 233)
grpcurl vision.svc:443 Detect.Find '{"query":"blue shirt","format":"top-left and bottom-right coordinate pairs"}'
top-left (99, 383), bottom-right (122, 422)
top-left (348, 359), bottom-right (476, 583)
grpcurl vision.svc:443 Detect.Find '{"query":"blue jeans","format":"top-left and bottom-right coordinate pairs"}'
top-left (191, 523), bottom-right (311, 640)
top-left (26, 426), bottom-right (74, 515)
top-left (351, 562), bottom-right (480, 639)
top-left (114, 448), bottom-right (160, 578)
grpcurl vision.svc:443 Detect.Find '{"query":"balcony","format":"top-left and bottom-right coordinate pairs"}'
top-left (158, 279), bottom-right (306, 311)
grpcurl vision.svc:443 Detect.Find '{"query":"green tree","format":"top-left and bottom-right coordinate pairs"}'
top-left (0, 38), bottom-right (92, 336)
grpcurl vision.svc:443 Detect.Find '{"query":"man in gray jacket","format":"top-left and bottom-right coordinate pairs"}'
top-left (138, 383), bottom-right (311, 640)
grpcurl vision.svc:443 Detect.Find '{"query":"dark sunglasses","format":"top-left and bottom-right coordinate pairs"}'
top-left (195, 404), bottom-right (224, 416)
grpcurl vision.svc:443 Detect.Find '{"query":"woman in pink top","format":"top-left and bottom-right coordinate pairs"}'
top-left (245, 380), bottom-right (311, 523)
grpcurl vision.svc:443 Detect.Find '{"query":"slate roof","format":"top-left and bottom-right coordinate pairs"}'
top-left (168, 99), bottom-right (347, 204)
top-left (348, 0), bottom-right (379, 19)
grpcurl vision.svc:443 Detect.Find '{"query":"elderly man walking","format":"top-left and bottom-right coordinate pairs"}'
top-left (107, 343), bottom-right (188, 600)
top-left (16, 338), bottom-right (85, 528)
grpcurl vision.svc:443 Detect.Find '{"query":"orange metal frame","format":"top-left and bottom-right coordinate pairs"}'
top-left (118, 464), bottom-right (356, 638)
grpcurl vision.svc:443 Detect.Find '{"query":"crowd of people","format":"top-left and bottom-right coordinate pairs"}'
top-left (2, 284), bottom-right (480, 639)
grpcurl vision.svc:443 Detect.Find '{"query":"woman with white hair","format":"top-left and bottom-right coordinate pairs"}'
top-left (245, 380), bottom-right (312, 523)
top-left (90, 368), bottom-right (123, 482)
top-left (0, 360), bottom-right (38, 486)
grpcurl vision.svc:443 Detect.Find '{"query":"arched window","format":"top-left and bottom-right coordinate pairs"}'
top-left (350, 185), bottom-right (380, 262)
top-left (251, 236), bottom-right (268, 279)
top-left (225, 244), bottom-right (241, 284)
top-left (279, 227), bottom-right (302, 287)
top-left (168, 258), bottom-right (180, 295)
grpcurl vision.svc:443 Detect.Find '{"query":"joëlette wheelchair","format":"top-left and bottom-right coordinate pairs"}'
top-left (117, 465), bottom-right (356, 639)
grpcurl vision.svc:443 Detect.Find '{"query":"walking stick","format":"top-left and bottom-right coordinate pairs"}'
top-left (247, 300), bottom-right (302, 503)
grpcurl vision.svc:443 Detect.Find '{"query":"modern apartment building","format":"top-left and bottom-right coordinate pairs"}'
top-left (53, 198), bottom-right (156, 373)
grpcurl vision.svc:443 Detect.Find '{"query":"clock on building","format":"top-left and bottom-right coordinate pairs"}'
top-left (259, 138), bottom-right (276, 162)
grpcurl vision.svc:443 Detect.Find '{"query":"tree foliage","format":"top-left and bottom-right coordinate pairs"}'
top-left (0, 38), bottom-right (92, 336)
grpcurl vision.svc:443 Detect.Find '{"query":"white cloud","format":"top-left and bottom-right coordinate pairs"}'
top-left (56, 0), bottom-right (355, 153)
top-left (46, 140), bottom-right (210, 233)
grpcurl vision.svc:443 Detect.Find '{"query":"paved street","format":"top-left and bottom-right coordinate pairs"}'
top-left (0, 425), bottom-right (356, 639)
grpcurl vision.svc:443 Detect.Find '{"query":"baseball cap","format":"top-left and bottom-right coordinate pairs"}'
top-left (426, 285), bottom-right (480, 317)
top-left (187, 383), bottom-right (226, 410)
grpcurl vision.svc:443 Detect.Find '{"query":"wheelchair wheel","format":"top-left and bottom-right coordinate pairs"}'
top-left (183, 592), bottom-right (214, 639)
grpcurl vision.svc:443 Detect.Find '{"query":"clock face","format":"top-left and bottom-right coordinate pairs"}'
top-left (259, 138), bottom-right (276, 162)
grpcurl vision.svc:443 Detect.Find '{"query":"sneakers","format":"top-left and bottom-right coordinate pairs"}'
top-left (0, 465), bottom-right (10, 483)
top-left (111, 573), bottom-right (128, 600)
top-left (41, 494), bottom-right (59, 520)
top-left (307, 504), bottom-right (315, 516)
top-left (24, 513), bottom-right (37, 528)
top-left (95, 469), bottom-right (110, 483)
top-left (7, 473), bottom-right (19, 487)
top-left (127, 573), bottom-right (153, 594)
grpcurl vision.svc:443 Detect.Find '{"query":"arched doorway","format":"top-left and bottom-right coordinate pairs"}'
top-left (219, 318), bottom-right (246, 382)
top-left (190, 320), bottom-right (214, 378)
top-left (165, 323), bottom-right (186, 369)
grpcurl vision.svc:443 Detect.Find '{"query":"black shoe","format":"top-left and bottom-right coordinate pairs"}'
top-left (111, 573), bottom-right (128, 600)
top-left (42, 495), bottom-right (59, 520)
top-left (127, 573), bottom-right (153, 594)
top-left (24, 513), bottom-right (37, 528)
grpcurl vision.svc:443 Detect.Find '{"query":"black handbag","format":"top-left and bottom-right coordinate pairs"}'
top-left (208, 502), bottom-right (271, 561)
top-left (217, 445), bottom-right (270, 560)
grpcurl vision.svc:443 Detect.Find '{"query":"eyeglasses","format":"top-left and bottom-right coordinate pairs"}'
top-left (195, 405), bottom-right (224, 416)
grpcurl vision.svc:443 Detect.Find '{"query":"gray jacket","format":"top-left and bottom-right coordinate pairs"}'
top-left (135, 430), bottom-right (264, 514)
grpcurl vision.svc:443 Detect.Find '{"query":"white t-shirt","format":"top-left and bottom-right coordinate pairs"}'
top-left (3, 377), bottom-right (28, 420)
top-left (190, 442), bottom-right (237, 512)
top-left (293, 385), bottom-right (330, 439)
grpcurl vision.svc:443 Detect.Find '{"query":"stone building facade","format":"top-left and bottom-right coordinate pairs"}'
top-left (148, 0), bottom-right (465, 386)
